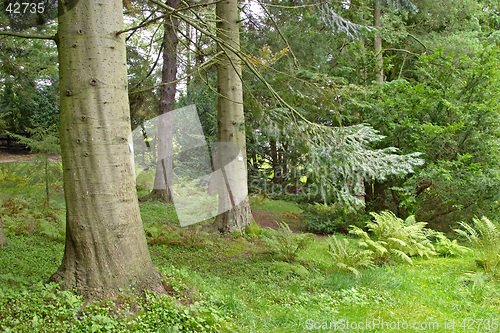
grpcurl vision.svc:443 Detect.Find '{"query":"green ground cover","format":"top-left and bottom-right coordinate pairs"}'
top-left (1, 161), bottom-right (499, 332)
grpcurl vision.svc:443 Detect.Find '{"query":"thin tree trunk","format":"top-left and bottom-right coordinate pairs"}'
top-left (270, 139), bottom-right (279, 183)
top-left (374, 1), bottom-right (384, 84)
top-left (185, 22), bottom-right (192, 87)
top-left (143, 0), bottom-right (179, 203)
top-left (50, 0), bottom-right (164, 298)
top-left (282, 141), bottom-right (288, 180)
top-left (0, 215), bottom-right (7, 247)
top-left (45, 158), bottom-right (50, 207)
top-left (214, 0), bottom-right (253, 233)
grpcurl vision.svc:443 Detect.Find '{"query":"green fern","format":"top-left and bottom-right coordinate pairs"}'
top-left (263, 222), bottom-right (314, 262)
top-left (326, 236), bottom-right (374, 276)
top-left (434, 233), bottom-right (470, 257)
top-left (350, 211), bottom-right (437, 265)
top-left (455, 216), bottom-right (500, 274)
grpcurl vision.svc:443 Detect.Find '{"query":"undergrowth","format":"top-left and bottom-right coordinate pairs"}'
top-left (1, 162), bottom-right (500, 332)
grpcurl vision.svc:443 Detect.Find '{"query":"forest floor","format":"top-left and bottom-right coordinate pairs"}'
top-left (0, 150), bottom-right (60, 163)
top-left (1, 159), bottom-right (500, 332)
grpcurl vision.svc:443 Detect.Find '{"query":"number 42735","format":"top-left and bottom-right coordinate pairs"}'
top-left (6, 2), bottom-right (45, 14)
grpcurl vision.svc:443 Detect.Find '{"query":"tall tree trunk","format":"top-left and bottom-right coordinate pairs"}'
top-left (50, 0), bottom-right (164, 298)
top-left (214, 0), bottom-right (253, 233)
top-left (0, 215), bottom-right (7, 247)
top-left (374, 0), bottom-right (384, 84)
top-left (185, 22), bottom-right (192, 87)
top-left (142, 0), bottom-right (179, 203)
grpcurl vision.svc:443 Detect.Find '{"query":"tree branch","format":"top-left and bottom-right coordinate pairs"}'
top-left (408, 33), bottom-right (427, 53)
top-left (385, 48), bottom-right (419, 56)
top-left (118, 0), bottom-right (226, 36)
top-left (0, 30), bottom-right (56, 41)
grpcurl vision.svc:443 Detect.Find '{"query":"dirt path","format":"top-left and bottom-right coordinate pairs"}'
top-left (252, 210), bottom-right (302, 233)
top-left (0, 151), bottom-right (60, 163)
top-left (0, 151), bottom-right (33, 163)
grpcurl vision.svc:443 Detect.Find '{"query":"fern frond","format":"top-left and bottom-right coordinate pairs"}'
top-left (391, 249), bottom-right (413, 265)
top-left (351, 210), bottom-right (436, 264)
top-left (327, 236), bottom-right (374, 275)
top-left (455, 216), bottom-right (500, 274)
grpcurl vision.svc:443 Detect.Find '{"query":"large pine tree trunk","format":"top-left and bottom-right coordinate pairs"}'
top-left (143, 0), bottom-right (179, 203)
top-left (0, 215), bottom-right (7, 247)
top-left (214, 0), bottom-right (253, 233)
top-left (50, 0), bottom-right (164, 298)
top-left (374, 1), bottom-right (384, 84)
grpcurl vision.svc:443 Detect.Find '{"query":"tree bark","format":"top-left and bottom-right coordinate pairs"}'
top-left (50, 0), bottom-right (164, 298)
top-left (142, 0), bottom-right (180, 203)
top-left (0, 215), bottom-right (7, 247)
top-left (374, 1), bottom-right (384, 84)
top-left (214, 0), bottom-right (253, 233)
top-left (270, 139), bottom-right (279, 183)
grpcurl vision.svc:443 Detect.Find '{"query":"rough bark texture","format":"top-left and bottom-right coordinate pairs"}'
top-left (144, 0), bottom-right (179, 203)
top-left (50, 0), bottom-right (164, 298)
top-left (374, 1), bottom-right (384, 84)
top-left (214, 0), bottom-right (253, 233)
top-left (0, 215), bottom-right (7, 247)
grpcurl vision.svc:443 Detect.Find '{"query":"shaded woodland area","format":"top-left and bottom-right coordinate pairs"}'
top-left (1, 0), bottom-right (500, 331)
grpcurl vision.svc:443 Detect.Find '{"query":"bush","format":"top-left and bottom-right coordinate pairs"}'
top-left (455, 216), bottom-right (500, 274)
top-left (301, 203), bottom-right (367, 234)
top-left (350, 211), bottom-right (437, 265)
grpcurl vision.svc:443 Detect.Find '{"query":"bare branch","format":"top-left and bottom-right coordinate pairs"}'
top-left (0, 30), bottom-right (56, 41)
top-left (118, 0), bottom-right (226, 36)
top-left (385, 48), bottom-right (419, 56)
top-left (408, 33), bottom-right (427, 53)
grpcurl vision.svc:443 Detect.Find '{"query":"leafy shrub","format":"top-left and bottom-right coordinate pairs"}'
top-left (326, 236), bottom-right (374, 276)
top-left (455, 216), bottom-right (500, 274)
top-left (301, 203), bottom-right (367, 234)
top-left (350, 211), bottom-right (437, 265)
top-left (263, 222), bottom-right (314, 262)
top-left (434, 233), bottom-right (470, 257)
